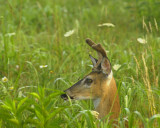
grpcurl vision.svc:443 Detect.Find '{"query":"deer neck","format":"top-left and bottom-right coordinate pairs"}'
top-left (94, 76), bottom-right (120, 120)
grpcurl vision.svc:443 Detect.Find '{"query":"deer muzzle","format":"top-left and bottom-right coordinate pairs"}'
top-left (61, 90), bottom-right (75, 100)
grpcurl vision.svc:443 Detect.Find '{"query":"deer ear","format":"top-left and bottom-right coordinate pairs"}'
top-left (101, 57), bottom-right (111, 75)
top-left (89, 55), bottom-right (98, 67)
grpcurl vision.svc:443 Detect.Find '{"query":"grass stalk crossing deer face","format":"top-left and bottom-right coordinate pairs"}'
top-left (61, 39), bottom-right (120, 120)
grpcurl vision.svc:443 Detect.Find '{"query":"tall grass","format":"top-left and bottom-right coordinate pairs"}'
top-left (0, 0), bottom-right (160, 127)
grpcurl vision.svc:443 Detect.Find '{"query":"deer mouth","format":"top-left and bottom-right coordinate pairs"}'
top-left (61, 94), bottom-right (74, 100)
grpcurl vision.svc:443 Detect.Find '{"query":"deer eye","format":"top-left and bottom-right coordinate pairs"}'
top-left (85, 78), bottom-right (93, 84)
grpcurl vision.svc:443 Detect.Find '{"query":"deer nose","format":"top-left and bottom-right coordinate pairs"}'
top-left (61, 94), bottom-right (68, 100)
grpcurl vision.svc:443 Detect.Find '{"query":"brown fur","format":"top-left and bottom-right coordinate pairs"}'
top-left (65, 72), bottom-right (120, 121)
top-left (95, 77), bottom-right (120, 120)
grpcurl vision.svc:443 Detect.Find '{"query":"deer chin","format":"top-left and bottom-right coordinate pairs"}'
top-left (75, 96), bottom-right (91, 100)
top-left (61, 94), bottom-right (91, 101)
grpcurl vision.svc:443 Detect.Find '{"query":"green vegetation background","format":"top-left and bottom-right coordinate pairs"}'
top-left (0, 0), bottom-right (160, 127)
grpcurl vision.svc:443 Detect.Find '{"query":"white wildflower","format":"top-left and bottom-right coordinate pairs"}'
top-left (64, 30), bottom-right (75, 37)
top-left (31, 105), bottom-right (35, 108)
top-left (98, 23), bottom-right (115, 27)
top-left (137, 38), bottom-right (147, 44)
top-left (113, 64), bottom-right (121, 71)
top-left (16, 65), bottom-right (19, 69)
top-left (2, 76), bottom-right (8, 82)
top-left (18, 91), bottom-right (23, 98)
top-left (39, 65), bottom-right (48, 69)
top-left (91, 110), bottom-right (99, 119)
top-left (80, 110), bottom-right (99, 119)
top-left (5, 32), bottom-right (16, 37)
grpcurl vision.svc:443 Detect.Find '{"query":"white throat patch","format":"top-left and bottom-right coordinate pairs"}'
top-left (93, 98), bottom-right (101, 108)
top-left (106, 70), bottom-right (113, 86)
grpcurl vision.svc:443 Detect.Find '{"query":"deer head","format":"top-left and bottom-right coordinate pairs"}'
top-left (61, 38), bottom-right (120, 120)
top-left (61, 38), bottom-right (113, 100)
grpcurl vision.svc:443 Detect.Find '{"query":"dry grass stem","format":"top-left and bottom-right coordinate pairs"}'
top-left (155, 76), bottom-right (159, 88)
top-left (150, 48), bottom-right (156, 86)
top-left (142, 18), bottom-right (149, 33)
top-left (154, 18), bottom-right (159, 31)
top-left (142, 54), bottom-right (156, 116)
top-left (134, 56), bottom-right (140, 80)
top-left (149, 21), bottom-right (152, 33)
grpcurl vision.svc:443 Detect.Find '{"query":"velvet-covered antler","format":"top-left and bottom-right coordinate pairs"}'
top-left (86, 38), bottom-right (107, 69)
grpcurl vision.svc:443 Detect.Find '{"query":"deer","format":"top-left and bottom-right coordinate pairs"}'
top-left (61, 38), bottom-right (120, 125)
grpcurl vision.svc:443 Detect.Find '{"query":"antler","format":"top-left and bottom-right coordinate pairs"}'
top-left (86, 38), bottom-right (107, 69)
top-left (86, 38), bottom-right (107, 57)
top-left (85, 38), bottom-right (96, 47)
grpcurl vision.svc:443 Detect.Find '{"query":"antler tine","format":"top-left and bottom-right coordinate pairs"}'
top-left (92, 44), bottom-right (107, 57)
top-left (86, 38), bottom-right (107, 57)
top-left (86, 38), bottom-right (96, 47)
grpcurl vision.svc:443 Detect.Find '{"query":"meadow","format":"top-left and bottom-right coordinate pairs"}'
top-left (0, 0), bottom-right (160, 127)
